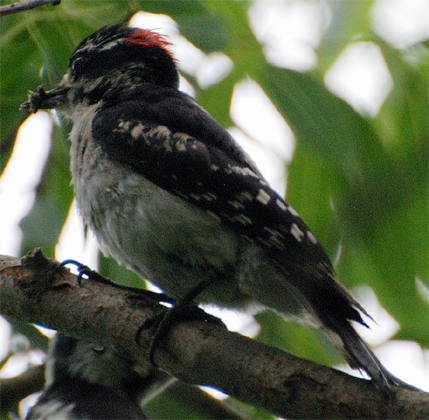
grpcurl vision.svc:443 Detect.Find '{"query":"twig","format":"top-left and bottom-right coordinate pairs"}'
top-left (0, 0), bottom-right (60, 17)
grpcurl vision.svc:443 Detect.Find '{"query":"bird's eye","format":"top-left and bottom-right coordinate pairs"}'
top-left (70, 56), bottom-right (86, 76)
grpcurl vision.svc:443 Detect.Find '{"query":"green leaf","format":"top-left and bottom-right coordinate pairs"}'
top-left (318, 0), bottom-right (376, 71)
top-left (259, 65), bottom-right (384, 183)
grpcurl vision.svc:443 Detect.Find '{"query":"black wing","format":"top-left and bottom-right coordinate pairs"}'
top-left (94, 87), bottom-right (329, 264)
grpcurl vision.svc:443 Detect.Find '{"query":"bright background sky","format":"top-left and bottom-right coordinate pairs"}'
top-left (0, 0), bottom-right (428, 413)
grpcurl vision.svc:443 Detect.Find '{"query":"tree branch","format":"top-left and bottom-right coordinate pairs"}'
top-left (0, 0), bottom-right (60, 16)
top-left (0, 249), bottom-right (427, 419)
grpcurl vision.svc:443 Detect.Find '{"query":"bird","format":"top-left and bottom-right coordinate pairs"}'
top-left (21, 23), bottom-right (399, 388)
top-left (26, 333), bottom-right (173, 419)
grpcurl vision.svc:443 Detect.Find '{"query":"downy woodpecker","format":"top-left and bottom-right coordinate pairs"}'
top-left (22, 23), bottom-right (399, 388)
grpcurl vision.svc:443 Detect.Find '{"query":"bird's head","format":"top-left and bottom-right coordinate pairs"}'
top-left (21, 24), bottom-right (179, 113)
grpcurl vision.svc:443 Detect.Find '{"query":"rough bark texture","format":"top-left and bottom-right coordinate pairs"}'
top-left (0, 249), bottom-right (428, 419)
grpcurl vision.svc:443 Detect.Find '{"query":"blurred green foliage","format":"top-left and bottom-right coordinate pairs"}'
top-left (0, 0), bottom-right (427, 418)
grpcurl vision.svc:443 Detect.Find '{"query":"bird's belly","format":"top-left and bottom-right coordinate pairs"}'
top-left (74, 160), bottom-right (246, 304)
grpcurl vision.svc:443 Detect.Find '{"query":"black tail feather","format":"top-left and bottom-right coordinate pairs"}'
top-left (326, 319), bottom-right (399, 388)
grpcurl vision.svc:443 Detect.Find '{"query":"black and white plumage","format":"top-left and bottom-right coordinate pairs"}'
top-left (22, 24), bottom-right (399, 387)
top-left (26, 334), bottom-right (173, 420)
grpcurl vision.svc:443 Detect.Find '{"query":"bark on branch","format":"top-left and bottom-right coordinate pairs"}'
top-left (0, 249), bottom-right (427, 419)
top-left (0, 0), bottom-right (60, 17)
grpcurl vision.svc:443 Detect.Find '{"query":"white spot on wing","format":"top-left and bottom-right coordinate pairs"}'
top-left (175, 141), bottom-right (187, 152)
top-left (276, 199), bottom-right (287, 211)
top-left (264, 227), bottom-right (285, 248)
top-left (228, 200), bottom-right (245, 209)
top-left (117, 119), bottom-right (131, 130)
top-left (307, 230), bottom-right (318, 244)
top-left (202, 193), bottom-right (217, 201)
top-left (147, 125), bottom-right (171, 139)
top-left (238, 191), bottom-right (253, 201)
top-left (290, 223), bottom-right (304, 242)
top-left (256, 189), bottom-right (270, 205)
top-left (288, 205), bottom-right (299, 217)
top-left (221, 212), bottom-right (252, 225)
top-left (173, 133), bottom-right (193, 152)
top-left (131, 123), bottom-right (144, 139)
top-left (231, 166), bottom-right (258, 178)
top-left (235, 214), bottom-right (252, 225)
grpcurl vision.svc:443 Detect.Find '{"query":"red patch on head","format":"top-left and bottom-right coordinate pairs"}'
top-left (124, 29), bottom-right (173, 57)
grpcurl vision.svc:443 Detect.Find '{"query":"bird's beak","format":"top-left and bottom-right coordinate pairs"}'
top-left (20, 85), bottom-right (71, 113)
